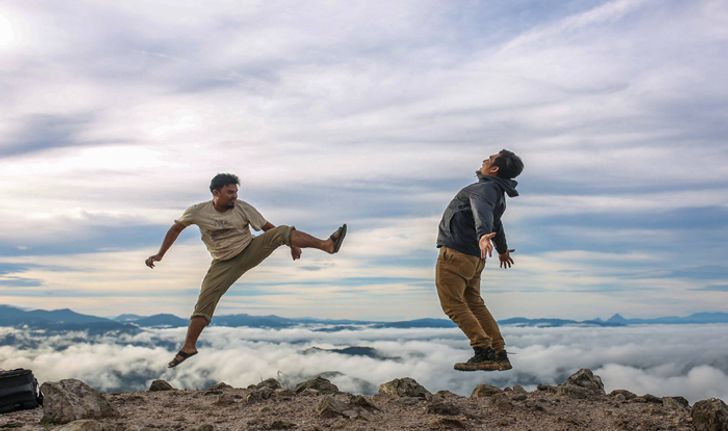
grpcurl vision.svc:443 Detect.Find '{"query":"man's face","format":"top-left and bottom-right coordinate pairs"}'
top-left (213, 184), bottom-right (238, 209)
top-left (479, 153), bottom-right (500, 176)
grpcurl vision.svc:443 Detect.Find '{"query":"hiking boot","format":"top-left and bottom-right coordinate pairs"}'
top-left (454, 347), bottom-right (500, 371)
top-left (495, 349), bottom-right (513, 371)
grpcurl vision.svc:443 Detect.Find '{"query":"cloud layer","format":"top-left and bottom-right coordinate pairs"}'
top-left (2, 324), bottom-right (727, 403)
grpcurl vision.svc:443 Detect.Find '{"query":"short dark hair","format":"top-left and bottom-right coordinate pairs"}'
top-left (209, 173), bottom-right (240, 193)
top-left (493, 149), bottom-right (523, 179)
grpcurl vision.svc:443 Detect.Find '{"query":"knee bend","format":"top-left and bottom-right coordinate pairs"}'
top-left (191, 314), bottom-right (211, 325)
top-left (466, 296), bottom-right (486, 308)
top-left (276, 225), bottom-right (294, 246)
top-left (440, 300), bottom-right (469, 318)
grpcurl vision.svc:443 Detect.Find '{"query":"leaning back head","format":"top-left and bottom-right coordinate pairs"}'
top-left (493, 149), bottom-right (524, 179)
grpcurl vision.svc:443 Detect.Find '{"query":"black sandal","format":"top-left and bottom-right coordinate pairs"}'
top-left (330, 224), bottom-right (347, 253)
top-left (168, 350), bottom-right (198, 368)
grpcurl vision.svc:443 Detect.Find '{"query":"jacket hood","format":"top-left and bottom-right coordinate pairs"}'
top-left (476, 172), bottom-right (519, 197)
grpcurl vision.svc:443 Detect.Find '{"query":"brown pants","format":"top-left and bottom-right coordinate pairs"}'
top-left (191, 225), bottom-right (293, 322)
top-left (435, 246), bottom-right (505, 350)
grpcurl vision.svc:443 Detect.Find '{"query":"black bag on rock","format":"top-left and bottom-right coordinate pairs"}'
top-left (0, 369), bottom-right (43, 413)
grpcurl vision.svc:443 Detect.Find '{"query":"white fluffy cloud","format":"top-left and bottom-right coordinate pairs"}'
top-left (2, 323), bottom-right (727, 403)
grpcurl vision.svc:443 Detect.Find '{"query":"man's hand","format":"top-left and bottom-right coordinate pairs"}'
top-left (290, 246), bottom-right (302, 261)
top-left (479, 232), bottom-right (496, 259)
top-left (145, 254), bottom-right (163, 269)
top-left (499, 249), bottom-right (515, 268)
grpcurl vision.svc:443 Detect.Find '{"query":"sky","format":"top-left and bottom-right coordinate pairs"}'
top-left (1, 0), bottom-right (727, 320)
top-left (3, 324), bottom-right (728, 402)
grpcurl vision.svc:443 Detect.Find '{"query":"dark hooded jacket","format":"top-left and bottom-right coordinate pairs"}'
top-left (436, 173), bottom-right (519, 257)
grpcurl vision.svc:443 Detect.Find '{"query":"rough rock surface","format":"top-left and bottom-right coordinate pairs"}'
top-left (39, 379), bottom-right (119, 424)
top-left (255, 378), bottom-right (282, 390)
top-left (557, 368), bottom-right (606, 399)
top-left (471, 383), bottom-right (502, 398)
top-left (664, 396), bottom-right (691, 410)
top-left (315, 396), bottom-right (350, 418)
top-left (293, 376), bottom-right (339, 394)
top-left (54, 420), bottom-right (106, 431)
top-left (511, 385), bottom-right (527, 394)
top-left (1, 370), bottom-right (716, 430)
top-left (208, 382), bottom-right (233, 391)
top-left (378, 377), bottom-right (431, 399)
top-left (148, 379), bottom-right (174, 392)
top-left (426, 399), bottom-right (461, 416)
top-left (245, 386), bottom-right (274, 404)
top-left (691, 398), bottom-right (728, 431)
top-left (610, 389), bottom-right (637, 400)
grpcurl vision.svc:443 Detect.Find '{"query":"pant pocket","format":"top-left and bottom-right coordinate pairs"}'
top-left (442, 247), bottom-right (478, 278)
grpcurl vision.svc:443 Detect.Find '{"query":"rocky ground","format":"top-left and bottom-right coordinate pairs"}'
top-left (2, 369), bottom-right (726, 431)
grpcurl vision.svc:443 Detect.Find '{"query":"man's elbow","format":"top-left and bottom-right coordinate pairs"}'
top-left (171, 222), bottom-right (186, 234)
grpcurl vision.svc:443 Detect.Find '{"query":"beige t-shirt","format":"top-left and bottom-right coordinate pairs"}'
top-left (175, 200), bottom-right (267, 261)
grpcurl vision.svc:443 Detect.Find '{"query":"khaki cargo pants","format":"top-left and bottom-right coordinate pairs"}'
top-left (191, 225), bottom-right (293, 322)
top-left (435, 246), bottom-right (505, 350)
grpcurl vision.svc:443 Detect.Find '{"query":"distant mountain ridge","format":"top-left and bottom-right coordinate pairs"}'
top-left (0, 305), bottom-right (138, 333)
top-left (2, 305), bottom-right (728, 331)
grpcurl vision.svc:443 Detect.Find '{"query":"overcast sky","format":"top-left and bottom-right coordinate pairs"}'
top-left (1, 0), bottom-right (727, 320)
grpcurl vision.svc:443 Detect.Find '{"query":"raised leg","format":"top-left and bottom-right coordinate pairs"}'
top-left (290, 225), bottom-right (346, 254)
top-left (182, 316), bottom-right (208, 353)
top-left (290, 229), bottom-right (332, 252)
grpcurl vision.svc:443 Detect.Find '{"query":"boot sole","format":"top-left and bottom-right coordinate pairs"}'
top-left (454, 362), bottom-right (501, 372)
top-left (454, 361), bottom-right (512, 372)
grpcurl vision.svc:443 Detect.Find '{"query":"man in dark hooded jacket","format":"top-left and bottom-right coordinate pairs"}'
top-left (436, 149), bottom-right (523, 371)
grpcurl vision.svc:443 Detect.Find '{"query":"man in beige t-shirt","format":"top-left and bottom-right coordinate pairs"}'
top-left (145, 173), bottom-right (347, 368)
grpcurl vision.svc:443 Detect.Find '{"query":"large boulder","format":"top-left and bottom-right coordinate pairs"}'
top-left (691, 398), bottom-right (728, 431)
top-left (148, 379), bottom-right (174, 392)
top-left (316, 397), bottom-right (351, 418)
top-left (294, 376), bottom-right (339, 394)
top-left (315, 395), bottom-right (379, 420)
top-left (256, 378), bottom-right (282, 390)
top-left (349, 395), bottom-right (379, 412)
top-left (40, 379), bottom-right (119, 424)
top-left (557, 369), bottom-right (606, 399)
top-left (663, 396), bottom-right (690, 410)
top-left (471, 384), bottom-right (501, 398)
top-left (378, 377), bottom-right (430, 399)
top-left (511, 385), bottom-right (527, 394)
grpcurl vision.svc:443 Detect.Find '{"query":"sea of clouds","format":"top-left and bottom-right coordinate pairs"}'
top-left (2, 323), bottom-right (727, 403)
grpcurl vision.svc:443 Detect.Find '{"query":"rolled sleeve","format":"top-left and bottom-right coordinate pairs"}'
top-left (174, 205), bottom-right (196, 227)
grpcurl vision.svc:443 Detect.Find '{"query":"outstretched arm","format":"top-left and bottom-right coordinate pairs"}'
top-left (470, 187), bottom-right (499, 259)
top-left (145, 222), bottom-right (187, 268)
